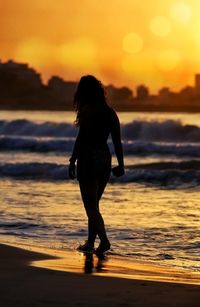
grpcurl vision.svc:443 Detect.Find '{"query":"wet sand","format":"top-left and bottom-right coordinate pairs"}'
top-left (0, 242), bottom-right (200, 306)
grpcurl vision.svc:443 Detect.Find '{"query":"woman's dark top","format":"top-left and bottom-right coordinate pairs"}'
top-left (70, 104), bottom-right (123, 181)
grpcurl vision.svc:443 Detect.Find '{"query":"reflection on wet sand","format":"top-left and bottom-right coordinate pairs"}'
top-left (8, 242), bottom-right (198, 285)
top-left (84, 253), bottom-right (108, 274)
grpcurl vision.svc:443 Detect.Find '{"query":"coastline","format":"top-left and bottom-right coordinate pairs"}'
top-left (0, 241), bottom-right (200, 306)
top-left (1, 107), bottom-right (200, 113)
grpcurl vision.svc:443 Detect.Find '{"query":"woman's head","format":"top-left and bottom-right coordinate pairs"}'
top-left (74, 75), bottom-right (107, 125)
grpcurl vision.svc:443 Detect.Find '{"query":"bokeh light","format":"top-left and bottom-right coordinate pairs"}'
top-left (15, 38), bottom-right (52, 67)
top-left (170, 1), bottom-right (192, 24)
top-left (58, 38), bottom-right (98, 72)
top-left (122, 33), bottom-right (143, 54)
top-left (149, 16), bottom-right (171, 37)
top-left (156, 49), bottom-right (181, 71)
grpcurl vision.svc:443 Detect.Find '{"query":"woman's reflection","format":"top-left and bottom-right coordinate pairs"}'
top-left (84, 253), bottom-right (108, 274)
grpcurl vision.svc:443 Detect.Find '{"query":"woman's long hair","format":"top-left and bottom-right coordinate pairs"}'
top-left (74, 75), bottom-right (108, 126)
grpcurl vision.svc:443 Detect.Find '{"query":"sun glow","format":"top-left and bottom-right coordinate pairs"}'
top-left (122, 33), bottom-right (144, 55)
top-left (149, 16), bottom-right (171, 37)
top-left (170, 1), bottom-right (192, 24)
top-left (1, 0), bottom-right (199, 92)
top-left (58, 38), bottom-right (98, 72)
top-left (156, 49), bottom-right (181, 72)
top-left (15, 38), bottom-right (53, 68)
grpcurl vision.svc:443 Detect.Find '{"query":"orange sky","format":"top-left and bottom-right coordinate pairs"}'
top-left (1, 0), bottom-right (200, 93)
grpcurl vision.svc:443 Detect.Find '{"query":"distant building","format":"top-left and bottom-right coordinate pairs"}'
top-left (180, 86), bottom-right (194, 97)
top-left (195, 74), bottom-right (200, 94)
top-left (136, 85), bottom-right (149, 100)
top-left (0, 60), bottom-right (42, 90)
top-left (106, 84), bottom-right (134, 109)
top-left (106, 85), bottom-right (133, 100)
top-left (158, 87), bottom-right (171, 98)
top-left (47, 76), bottom-right (77, 106)
top-left (48, 76), bottom-right (76, 94)
top-left (1, 59), bottom-right (200, 111)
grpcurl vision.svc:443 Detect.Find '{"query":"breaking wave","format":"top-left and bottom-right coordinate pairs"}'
top-left (0, 119), bottom-right (200, 142)
top-left (0, 161), bottom-right (200, 187)
top-left (0, 119), bottom-right (76, 137)
top-left (1, 136), bottom-right (200, 157)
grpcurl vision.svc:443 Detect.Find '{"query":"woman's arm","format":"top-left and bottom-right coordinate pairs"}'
top-left (68, 128), bottom-right (81, 179)
top-left (69, 108), bottom-right (89, 164)
top-left (110, 109), bottom-right (124, 175)
top-left (69, 129), bottom-right (81, 164)
top-left (68, 108), bottom-right (89, 179)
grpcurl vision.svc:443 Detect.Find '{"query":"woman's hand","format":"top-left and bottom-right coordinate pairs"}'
top-left (112, 165), bottom-right (125, 177)
top-left (68, 162), bottom-right (76, 179)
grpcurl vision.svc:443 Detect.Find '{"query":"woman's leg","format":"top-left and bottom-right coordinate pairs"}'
top-left (79, 179), bottom-right (109, 245)
top-left (97, 172), bottom-right (110, 201)
top-left (87, 174), bottom-right (110, 244)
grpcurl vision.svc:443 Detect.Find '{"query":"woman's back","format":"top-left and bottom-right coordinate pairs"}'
top-left (69, 74), bottom-right (124, 181)
top-left (78, 104), bottom-right (114, 151)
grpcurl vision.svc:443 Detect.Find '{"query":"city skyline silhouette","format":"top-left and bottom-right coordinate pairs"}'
top-left (0, 59), bottom-right (200, 112)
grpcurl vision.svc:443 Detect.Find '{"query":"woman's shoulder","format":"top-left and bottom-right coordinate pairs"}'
top-left (104, 105), bottom-right (116, 117)
top-left (80, 104), bottom-right (118, 123)
top-left (108, 106), bottom-right (119, 121)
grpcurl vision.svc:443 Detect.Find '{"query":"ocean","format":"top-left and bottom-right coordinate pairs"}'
top-left (0, 110), bottom-right (200, 272)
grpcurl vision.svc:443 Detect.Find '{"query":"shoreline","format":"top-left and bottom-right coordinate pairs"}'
top-left (1, 242), bottom-right (200, 306)
top-left (1, 238), bottom-right (200, 285)
top-left (5, 241), bottom-right (200, 285)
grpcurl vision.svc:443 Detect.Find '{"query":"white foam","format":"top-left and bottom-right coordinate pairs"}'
top-left (1, 119), bottom-right (200, 142)
top-left (0, 162), bottom-right (199, 187)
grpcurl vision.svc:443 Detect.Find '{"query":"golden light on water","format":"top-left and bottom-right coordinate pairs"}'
top-left (122, 33), bottom-right (143, 55)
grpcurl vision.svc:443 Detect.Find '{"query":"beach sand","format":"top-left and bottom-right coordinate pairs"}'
top-left (0, 242), bottom-right (200, 307)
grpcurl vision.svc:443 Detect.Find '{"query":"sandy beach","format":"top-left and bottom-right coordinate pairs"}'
top-left (0, 243), bottom-right (200, 307)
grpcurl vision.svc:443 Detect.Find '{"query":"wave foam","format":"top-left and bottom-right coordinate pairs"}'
top-left (122, 119), bottom-right (200, 142)
top-left (1, 119), bottom-right (200, 142)
top-left (1, 161), bottom-right (200, 187)
top-left (0, 119), bottom-right (76, 137)
top-left (1, 136), bottom-right (200, 157)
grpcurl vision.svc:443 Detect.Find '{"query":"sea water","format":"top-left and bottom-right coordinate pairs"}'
top-left (0, 111), bottom-right (200, 271)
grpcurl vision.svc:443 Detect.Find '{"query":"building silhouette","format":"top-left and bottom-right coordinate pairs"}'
top-left (0, 60), bottom-right (42, 91)
top-left (0, 59), bottom-right (200, 112)
top-left (195, 74), bottom-right (200, 94)
top-left (136, 85), bottom-right (149, 100)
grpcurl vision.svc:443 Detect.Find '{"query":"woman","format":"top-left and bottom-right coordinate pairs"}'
top-left (69, 75), bottom-right (124, 254)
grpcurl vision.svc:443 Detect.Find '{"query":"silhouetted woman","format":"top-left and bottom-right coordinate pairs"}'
top-left (69, 75), bottom-right (124, 254)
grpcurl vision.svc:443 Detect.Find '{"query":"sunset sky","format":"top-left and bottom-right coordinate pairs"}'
top-left (1, 0), bottom-right (200, 93)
